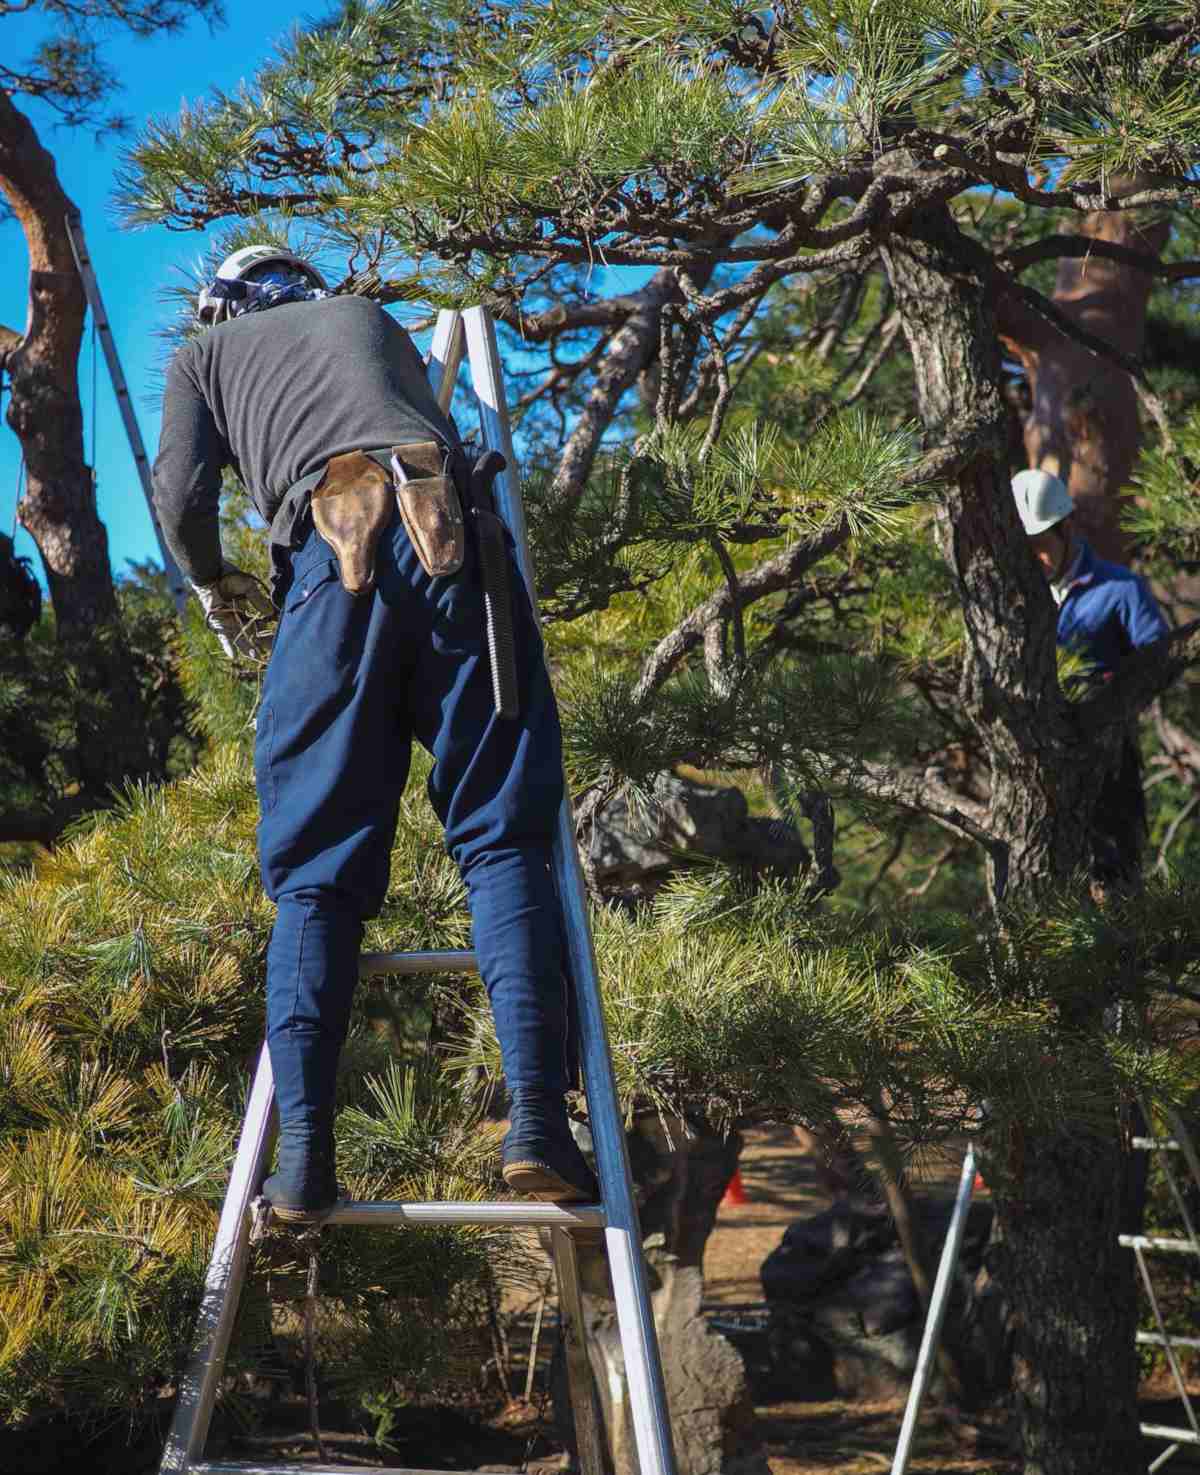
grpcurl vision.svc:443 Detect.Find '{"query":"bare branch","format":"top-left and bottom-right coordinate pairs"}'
top-left (550, 268), bottom-right (685, 506)
top-left (632, 519), bottom-right (851, 704)
top-left (836, 757), bottom-right (994, 847)
top-left (1003, 235), bottom-right (1200, 283)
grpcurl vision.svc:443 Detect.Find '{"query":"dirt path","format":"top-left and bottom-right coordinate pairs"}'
top-left (702, 1126), bottom-right (1010, 1475)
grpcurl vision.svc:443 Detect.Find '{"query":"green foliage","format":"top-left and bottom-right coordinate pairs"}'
top-left (1129, 405), bottom-right (1200, 562)
top-left (0, 563), bottom-right (200, 854)
top-left (453, 860), bottom-right (1200, 1178)
top-left (0, 740), bottom-right (511, 1441)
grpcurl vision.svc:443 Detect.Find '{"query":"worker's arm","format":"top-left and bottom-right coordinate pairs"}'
top-left (152, 351), bottom-right (227, 586)
top-left (1123, 575), bottom-right (1170, 650)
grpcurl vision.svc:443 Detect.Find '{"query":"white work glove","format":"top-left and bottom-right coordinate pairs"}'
top-left (190, 563), bottom-right (275, 664)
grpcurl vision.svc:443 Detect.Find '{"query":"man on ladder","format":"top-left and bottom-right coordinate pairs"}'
top-left (153, 243), bottom-right (596, 1222)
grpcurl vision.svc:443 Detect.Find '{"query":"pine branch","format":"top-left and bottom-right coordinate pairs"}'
top-left (550, 268), bottom-right (693, 506)
top-left (1003, 236), bottom-right (1200, 283)
top-left (632, 519), bottom-right (851, 704)
top-left (631, 437), bottom-right (972, 704)
top-left (835, 756), bottom-right (994, 847)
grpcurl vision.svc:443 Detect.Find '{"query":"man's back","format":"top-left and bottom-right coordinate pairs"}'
top-left (155, 297), bottom-right (457, 579)
top-left (1057, 542), bottom-right (1167, 677)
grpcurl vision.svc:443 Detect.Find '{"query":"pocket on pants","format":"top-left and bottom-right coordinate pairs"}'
top-left (284, 556), bottom-right (340, 613)
top-left (254, 702), bottom-right (278, 813)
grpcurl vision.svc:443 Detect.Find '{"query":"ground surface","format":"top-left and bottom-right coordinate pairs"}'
top-left (209, 1125), bottom-right (1198, 1475)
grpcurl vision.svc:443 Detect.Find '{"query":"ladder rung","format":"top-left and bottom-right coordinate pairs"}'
top-left (194, 1464), bottom-right (459, 1474)
top-left (358, 948), bottom-right (477, 978)
top-left (1120, 1234), bottom-right (1200, 1255)
top-left (320, 1198), bottom-right (604, 1228)
top-left (1133, 1137), bottom-right (1182, 1151)
top-left (1138, 1331), bottom-right (1200, 1349)
top-left (1141, 1424), bottom-right (1200, 1446)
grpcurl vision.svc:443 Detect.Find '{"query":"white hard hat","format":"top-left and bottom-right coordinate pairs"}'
top-left (197, 245), bottom-right (326, 325)
top-left (1012, 468), bottom-right (1074, 536)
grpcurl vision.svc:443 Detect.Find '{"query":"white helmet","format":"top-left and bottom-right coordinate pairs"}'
top-left (197, 245), bottom-right (326, 325)
top-left (1012, 468), bottom-right (1074, 536)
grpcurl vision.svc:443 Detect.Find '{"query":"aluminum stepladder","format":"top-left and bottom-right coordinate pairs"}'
top-left (159, 304), bottom-right (678, 1475)
top-left (1120, 1099), bottom-right (1200, 1471)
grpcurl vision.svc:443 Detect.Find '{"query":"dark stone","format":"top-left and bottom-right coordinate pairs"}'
top-left (761, 1193), bottom-right (998, 1402)
top-left (589, 773), bottom-right (810, 892)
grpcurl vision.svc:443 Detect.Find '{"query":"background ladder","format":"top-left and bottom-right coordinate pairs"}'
top-left (159, 305), bottom-right (678, 1475)
top-left (1121, 1100), bottom-right (1200, 1472)
top-left (62, 211), bottom-right (187, 609)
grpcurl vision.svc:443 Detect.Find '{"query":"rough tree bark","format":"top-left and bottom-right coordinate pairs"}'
top-left (999, 205), bottom-right (1170, 562)
top-left (881, 200), bottom-right (1143, 1475)
top-left (0, 88), bottom-right (153, 803)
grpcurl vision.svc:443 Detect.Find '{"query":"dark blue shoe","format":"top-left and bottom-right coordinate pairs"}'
top-left (262, 1122), bottom-right (341, 1225)
top-left (501, 1090), bottom-right (599, 1203)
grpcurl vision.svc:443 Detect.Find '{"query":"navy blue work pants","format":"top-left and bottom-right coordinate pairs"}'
top-left (254, 507), bottom-right (571, 1132)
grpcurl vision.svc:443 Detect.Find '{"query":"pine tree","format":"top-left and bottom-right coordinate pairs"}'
top-left (0, 0), bottom-right (222, 841)
top-left (111, 5), bottom-right (1200, 1471)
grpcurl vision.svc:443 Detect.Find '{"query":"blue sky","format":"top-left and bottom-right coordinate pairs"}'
top-left (1, 3), bottom-right (313, 581)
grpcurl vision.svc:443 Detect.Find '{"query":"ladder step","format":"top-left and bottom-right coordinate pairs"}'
top-left (1141, 1424), bottom-right (1200, 1446)
top-left (358, 948), bottom-right (477, 978)
top-left (1133, 1137), bottom-right (1181, 1151)
top-left (1120, 1234), bottom-right (1200, 1255)
top-left (1138, 1331), bottom-right (1200, 1350)
top-left (194, 1463), bottom-right (460, 1474)
top-left (322, 1198), bottom-right (605, 1228)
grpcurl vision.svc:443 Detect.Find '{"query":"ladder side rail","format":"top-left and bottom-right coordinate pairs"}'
top-left (428, 311), bottom-right (466, 416)
top-left (1140, 1097), bottom-right (1200, 1258)
top-left (461, 304), bottom-right (678, 1475)
top-left (63, 213), bottom-right (187, 610)
top-left (550, 1227), bottom-right (609, 1475)
top-left (890, 1143), bottom-right (977, 1475)
top-left (161, 1045), bottom-right (278, 1474)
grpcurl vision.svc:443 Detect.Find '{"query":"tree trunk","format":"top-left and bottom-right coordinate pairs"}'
top-left (881, 201), bottom-right (1143, 1475)
top-left (0, 89), bottom-right (154, 796)
top-left (999, 205), bottom-right (1169, 563)
top-left (880, 201), bottom-right (1091, 901)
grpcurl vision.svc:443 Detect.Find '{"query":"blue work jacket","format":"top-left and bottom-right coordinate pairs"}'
top-left (1056, 540), bottom-right (1168, 678)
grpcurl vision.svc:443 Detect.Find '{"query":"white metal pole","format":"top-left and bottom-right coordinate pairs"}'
top-left (159, 1045), bottom-right (277, 1474)
top-left (891, 1143), bottom-right (977, 1475)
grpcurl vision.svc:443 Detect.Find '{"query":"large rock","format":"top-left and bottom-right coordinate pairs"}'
top-left (761, 1195), bottom-right (995, 1400)
top-left (589, 773), bottom-right (810, 893)
top-left (553, 1113), bottom-right (769, 1475)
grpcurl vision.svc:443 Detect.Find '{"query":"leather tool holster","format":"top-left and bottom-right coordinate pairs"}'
top-left (311, 450), bottom-right (394, 596)
top-left (391, 441), bottom-right (465, 579)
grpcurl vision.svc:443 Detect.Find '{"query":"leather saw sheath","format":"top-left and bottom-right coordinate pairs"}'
top-left (311, 450), bottom-right (393, 596)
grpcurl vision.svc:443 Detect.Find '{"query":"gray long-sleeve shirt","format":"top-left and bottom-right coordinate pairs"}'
top-left (153, 295), bottom-right (458, 584)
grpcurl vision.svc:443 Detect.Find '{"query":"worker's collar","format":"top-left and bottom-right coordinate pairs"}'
top-left (1050, 539), bottom-right (1093, 607)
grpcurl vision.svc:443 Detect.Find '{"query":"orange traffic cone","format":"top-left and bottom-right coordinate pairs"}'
top-left (721, 1168), bottom-right (748, 1207)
